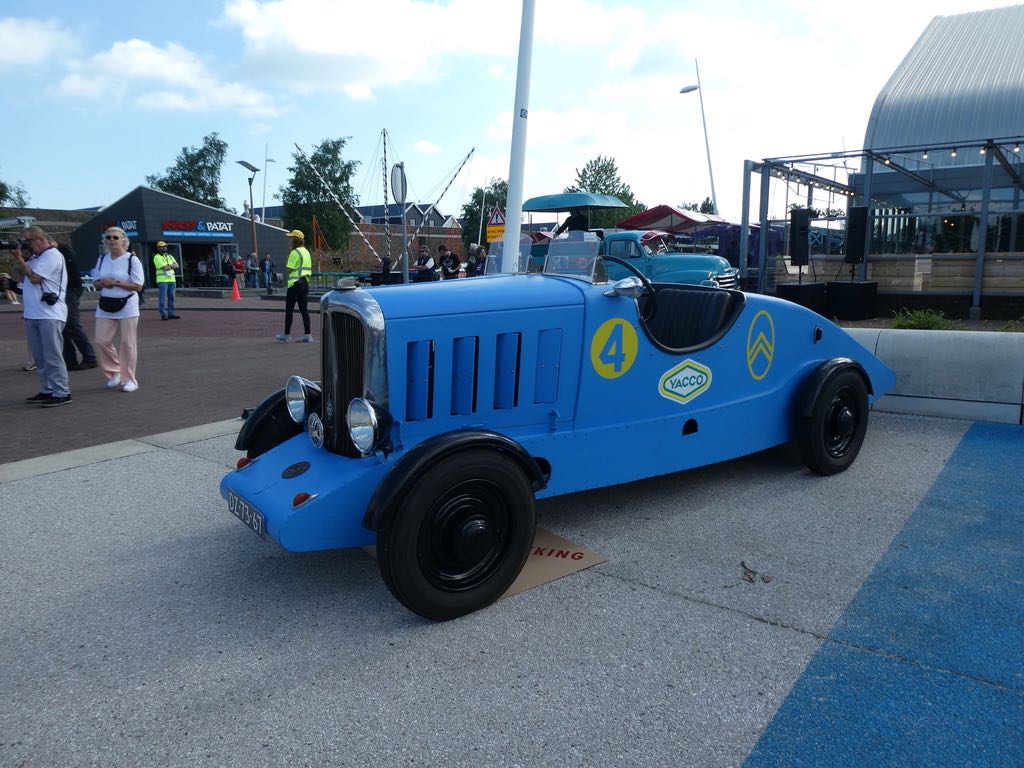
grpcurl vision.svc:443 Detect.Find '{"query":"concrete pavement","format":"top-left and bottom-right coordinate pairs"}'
top-left (2, 411), bottom-right (1021, 767)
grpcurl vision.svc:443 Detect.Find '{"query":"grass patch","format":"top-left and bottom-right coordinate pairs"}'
top-left (891, 308), bottom-right (959, 330)
top-left (1000, 317), bottom-right (1024, 333)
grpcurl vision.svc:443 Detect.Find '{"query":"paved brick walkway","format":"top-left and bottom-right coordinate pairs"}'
top-left (0, 296), bottom-right (322, 464)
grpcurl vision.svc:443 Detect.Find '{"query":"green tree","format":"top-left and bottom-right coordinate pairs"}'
top-left (146, 132), bottom-right (230, 209)
top-left (0, 176), bottom-right (29, 207)
top-left (460, 178), bottom-right (508, 252)
top-left (563, 155), bottom-right (645, 228)
top-left (280, 137), bottom-right (359, 250)
top-left (681, 197), bottom-right (715, 215)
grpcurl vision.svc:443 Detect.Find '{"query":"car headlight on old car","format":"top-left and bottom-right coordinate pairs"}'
top-left (285, 376), bottom-right (321, 424)
top-left (346, 398), bottom-right (380, 456)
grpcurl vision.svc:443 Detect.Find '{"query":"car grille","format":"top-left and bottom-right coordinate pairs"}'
top-left (323, 311), bottom-right (365, 456)
top-left (716, 271), bottom-right (738, 290)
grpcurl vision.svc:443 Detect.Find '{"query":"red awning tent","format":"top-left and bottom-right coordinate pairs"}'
top-left (617, 204), bottom-right (728, 232)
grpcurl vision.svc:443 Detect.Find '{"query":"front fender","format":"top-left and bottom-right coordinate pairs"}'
top-left (362, 430), bottom-right (549, 531)
top-left (235, 388), bottom-right (303, 457)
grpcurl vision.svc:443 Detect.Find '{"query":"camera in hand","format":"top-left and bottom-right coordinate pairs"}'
top-left (0, 239), bottom-right (29, 250)
top-left (41, 291), bottom-right (58, 306)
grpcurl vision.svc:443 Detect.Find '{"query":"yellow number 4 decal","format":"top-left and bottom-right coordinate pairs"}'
top-left (591, 318), bottom-right (638, 379)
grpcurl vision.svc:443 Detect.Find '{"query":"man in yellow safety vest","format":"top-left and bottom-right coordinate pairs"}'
top-left (153, 241), bottom-right (180, 320)
top-left (275, 229), bottom-right (313, 342)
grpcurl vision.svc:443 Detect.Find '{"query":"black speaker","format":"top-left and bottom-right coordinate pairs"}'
top-left (845, 206), bottom-right (868, 264)
top-left (789, 208), bottom-right (811, 266)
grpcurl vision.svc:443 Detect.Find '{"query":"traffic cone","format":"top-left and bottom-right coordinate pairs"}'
top-left (231, 278), bottom-right (241, 301)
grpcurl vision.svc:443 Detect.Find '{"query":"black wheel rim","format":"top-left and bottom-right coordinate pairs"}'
top-left (824, 388), bottom-right (859, 458)
top-left (418, 478), bottom-right (512, 592)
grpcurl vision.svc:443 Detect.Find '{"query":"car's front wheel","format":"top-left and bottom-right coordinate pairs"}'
top-left (377, 449), bottom-right (536, 620)
top-left (796, 368), bottom-right (869, 475)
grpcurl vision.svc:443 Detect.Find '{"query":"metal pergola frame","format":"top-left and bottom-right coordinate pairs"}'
top-left (738, 135), bottom-right (1024, 318)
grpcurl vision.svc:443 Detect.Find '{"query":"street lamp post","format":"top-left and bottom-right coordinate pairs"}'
top-left (261, 143), bottom-right (276, 223)
top-left (680, 58), bottom-right (718, 216)
top-left (236, 160), bottom-right (260, 282)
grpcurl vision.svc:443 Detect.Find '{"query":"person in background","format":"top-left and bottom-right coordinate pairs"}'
top-left (55, 242), bottom-right (98, 371)
top-left (474, 245), bottom-right (488, 276)
top-left (196, 256), bottom-right (208, 287)
top-left (0, 271), bottom-right (19, 304)
top-left (92, 226), bottom-right (145, 392)
top-left (413, 245), bottom-right (435, 282)
top-left (153, 240), bottom-right (180, 320)
top-left (232, 254), bottom-right (245, 287)
top-left (275, 230), bottom-right (312, 343)
top-left (221, 254), bottom-right (235, 288)
top-left (261, 252), bottom-right (274, 293)
top-left (554, 207), bottom-right (588, 236)
top-left (246, 252), bottom-right (259, 288)
top-left (438, 244), bottom-right (460, 280)
top-left (16, 226), bottom-right (71, 407)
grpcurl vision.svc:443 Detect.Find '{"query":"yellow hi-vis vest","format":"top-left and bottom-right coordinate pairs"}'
top-left (153, 252), bottom-right (177, 284)
top-left (286, 246), bottom-right (312, 287)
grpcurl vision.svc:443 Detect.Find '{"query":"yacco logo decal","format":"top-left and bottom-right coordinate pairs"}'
top-left (746, 309), bottom-right (775, 381)
top-left (590, 318), bottom-right (638, 379)
top-left (659, 359), bottom-right (712, 404)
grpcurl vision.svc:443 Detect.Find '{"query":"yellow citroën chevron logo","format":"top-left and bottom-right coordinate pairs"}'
top-left (746, 310), bottom-right (775, 381)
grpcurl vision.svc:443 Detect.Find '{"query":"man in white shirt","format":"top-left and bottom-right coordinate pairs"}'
top-left (16, 227), bottom-right (71, 407)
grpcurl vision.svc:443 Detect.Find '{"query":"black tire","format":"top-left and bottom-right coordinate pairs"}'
top-left (797, 368), bottom-right (869, 475)
top-left (377, 449), bottom-right (536, 620)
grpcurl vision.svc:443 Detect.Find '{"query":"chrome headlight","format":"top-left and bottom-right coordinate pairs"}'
top-left (285, 376), bottom-right (321, 424)
top-left (346, 398), bottom-right (379, 456)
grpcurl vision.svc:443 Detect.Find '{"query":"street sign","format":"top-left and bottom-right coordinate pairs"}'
top-left (391, 163), bottom-right (407, 206)
top-left (485, 205), bottom-right (505, 243)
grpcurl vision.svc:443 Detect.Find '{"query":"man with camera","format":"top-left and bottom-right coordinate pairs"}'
top-left (15, 226), bottom-right (71, 407)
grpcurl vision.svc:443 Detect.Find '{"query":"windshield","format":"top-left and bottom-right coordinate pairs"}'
top-left (542, 234), bottom-right (607, 283)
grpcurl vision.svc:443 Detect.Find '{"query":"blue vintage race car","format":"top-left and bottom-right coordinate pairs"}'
top-left (220, 237), bottom-right (895, 620)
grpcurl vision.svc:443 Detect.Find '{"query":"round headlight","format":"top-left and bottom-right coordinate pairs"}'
top-left (285, 375), bottom-right (314, 424)
top-left (347, 398), bottom-right (379, 456)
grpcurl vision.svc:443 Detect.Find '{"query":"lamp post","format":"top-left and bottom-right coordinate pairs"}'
top-left (236, 160), bottom-right (260, 280)
top-left (680, 58), bottom-right (718, 216)
top-left (261, 143), bottom-right (276, 223)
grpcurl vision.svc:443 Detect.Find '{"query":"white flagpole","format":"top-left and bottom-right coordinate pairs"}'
top-left (500, 0), bottom-right (535, 273)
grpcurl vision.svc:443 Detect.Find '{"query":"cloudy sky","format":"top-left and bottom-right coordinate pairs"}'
top-left (1, 0), bottom-right (1017, 223)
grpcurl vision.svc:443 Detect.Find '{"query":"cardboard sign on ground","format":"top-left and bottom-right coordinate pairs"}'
top-left (363, 528), bottom-right (607, 600)
top-left (501, 528), bottom-right (608, 598)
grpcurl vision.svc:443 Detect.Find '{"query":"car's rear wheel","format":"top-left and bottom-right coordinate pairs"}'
top-left (377, 449), bottom-right (536, 620)
top-left (797, 368), bottom-right (869, 475)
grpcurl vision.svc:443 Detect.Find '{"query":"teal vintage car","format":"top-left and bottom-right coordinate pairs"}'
top-left (598, 229), bottom-right (739, 289)
top-left (522, 194), bottom-right (739, 289)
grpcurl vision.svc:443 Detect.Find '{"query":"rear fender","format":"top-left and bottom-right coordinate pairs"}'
top-left (799, 359), bottom-right (871, 418)
top-left (362, 430), bottom-right (549, 531)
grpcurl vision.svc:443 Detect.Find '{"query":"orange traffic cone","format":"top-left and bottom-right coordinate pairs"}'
top-left (231, 277), bottom-right (242, 301)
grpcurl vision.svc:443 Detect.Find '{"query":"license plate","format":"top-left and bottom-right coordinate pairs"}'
top-left (227, 490), bottom-right (266, 538)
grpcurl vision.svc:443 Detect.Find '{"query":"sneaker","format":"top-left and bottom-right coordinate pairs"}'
top-left (71, 360), bottom-right (98, 371)
top-left (105, 374), bottom-right (122, 388)
top-left (25, 392), bottom-right (51, 403)
top-left (21, 362), bottom-right (36, 371)
top-left (297, 334), bottom-right (314, 343)
top-left (169, 314), bottom-right (181, 319)
top-left (161, 316), bottom-right (169, 321)
top-left (40, 394), bottom-right (72, 408)
top-left (122, 381), bottom-right (139, 393)
top-left (275, 334), bottom-right (291, 342)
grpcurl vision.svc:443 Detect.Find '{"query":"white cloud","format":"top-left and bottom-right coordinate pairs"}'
top-left (220, 0), bottom-right (645, 97)
top-left (0, 17), bottom-right (79, 69)
top-left (415, 140), bottom-right (441, 154)
top-left (58, 39), bottom-right (278, 117)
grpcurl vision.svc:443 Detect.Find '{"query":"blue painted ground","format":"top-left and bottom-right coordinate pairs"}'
top-left (745, 422), bottom-right (1024, 767)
